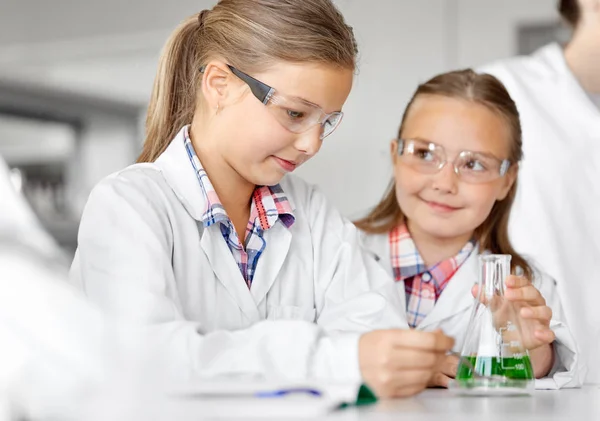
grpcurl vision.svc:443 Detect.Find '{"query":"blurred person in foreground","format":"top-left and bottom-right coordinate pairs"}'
top-left (0, 155), bottom-right (170, 421)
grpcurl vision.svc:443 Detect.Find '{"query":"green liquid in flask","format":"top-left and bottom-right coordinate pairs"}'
top-left (456, 355), bottom-right (534, 380)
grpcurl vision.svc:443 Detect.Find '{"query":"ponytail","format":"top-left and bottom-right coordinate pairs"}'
top-left (138, 15), bottom-right (202, 163)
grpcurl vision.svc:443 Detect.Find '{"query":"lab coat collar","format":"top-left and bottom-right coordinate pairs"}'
top-left (417, 246), bottom-right (479, 330)
top-left (361, 233), bottom-right (480, 330)
top-left (154, 127), bottom-right (208, 221)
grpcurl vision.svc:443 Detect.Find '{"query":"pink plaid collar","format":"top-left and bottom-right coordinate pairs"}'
top-left (390, 224), bottom-right (474, 287)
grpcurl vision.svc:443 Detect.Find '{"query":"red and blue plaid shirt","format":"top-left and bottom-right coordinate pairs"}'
top-left (184, 126), bottom-right (295, 288)
top-left (389, 224), bottom-right (474, 328)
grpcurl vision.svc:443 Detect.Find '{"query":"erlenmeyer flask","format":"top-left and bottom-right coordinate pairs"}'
top-left (452, 254), bottom-right (534, 395)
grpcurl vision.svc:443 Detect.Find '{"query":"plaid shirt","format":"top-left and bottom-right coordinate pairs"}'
top-left (389, 224), bottom-right (474, 328)
top-left (183, 126), bottom-right (295, 288)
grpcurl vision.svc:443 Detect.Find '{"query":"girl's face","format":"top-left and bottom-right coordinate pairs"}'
top-left (392, 94), bottom-right (517, 242)
top-left (206, 61), bottom-right (353, 187)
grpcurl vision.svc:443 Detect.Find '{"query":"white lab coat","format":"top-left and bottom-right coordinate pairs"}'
top-left (360, 232), bottom-right (580, 389)
top-left (70, 127), bottom-right (408, 383)
top-left (479, 43), bottom-right (600, 384)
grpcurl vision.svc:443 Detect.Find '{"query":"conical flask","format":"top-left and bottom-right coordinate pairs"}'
top-left (453, 254), bottom-right (534, 395)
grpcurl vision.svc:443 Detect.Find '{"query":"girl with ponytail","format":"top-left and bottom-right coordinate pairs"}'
top-left (71, 0), bottom-right (454, 398)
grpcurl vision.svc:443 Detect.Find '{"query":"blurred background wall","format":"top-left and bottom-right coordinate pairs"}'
top-left (0, 0), bottom-right (569, 256)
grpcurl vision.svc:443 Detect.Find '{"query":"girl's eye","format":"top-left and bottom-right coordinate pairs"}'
top-left (464, 159), bottom-right (487, 171)
top-left (287, 110), bottom-right (305, 119)
top-left (414, 149), bottom-right (434, 161)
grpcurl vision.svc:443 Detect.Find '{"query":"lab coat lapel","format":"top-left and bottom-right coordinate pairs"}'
top-left (250, 222), bottom-right (292, 306)
top-left (418, 250), bottom-right (478, 330)
top-left (200, 224), bottom-right (261, 323)
top-left (154, 127), bottom-right (209, 221)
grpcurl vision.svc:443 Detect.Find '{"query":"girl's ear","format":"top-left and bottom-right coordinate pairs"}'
top-left (201, 61), bottom-right (236, 112)
top-left (390, 139), bottom-right (399, 164)
top-left (496, 163), bottom-right (518, 201)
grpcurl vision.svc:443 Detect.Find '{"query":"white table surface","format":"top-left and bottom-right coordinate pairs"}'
top-left (152, 385), bottom-right (600, 420)
top-left (327, 385), bottom-right (600, 421)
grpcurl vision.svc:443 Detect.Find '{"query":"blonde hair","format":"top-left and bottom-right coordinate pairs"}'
top-left (355, 69), bottom-right (533, 279)
top-left (138, 0), bottom-right (358, 163)
top-left (559, 0), bottom-right (580, 27)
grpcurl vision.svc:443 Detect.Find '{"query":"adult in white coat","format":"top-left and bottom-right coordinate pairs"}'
top-left (479, 0), bottom-right (600, 383)
top-left (356, 69), bottom-right (579, 389)
top-left (70, 1), bottom-right (455, 399)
